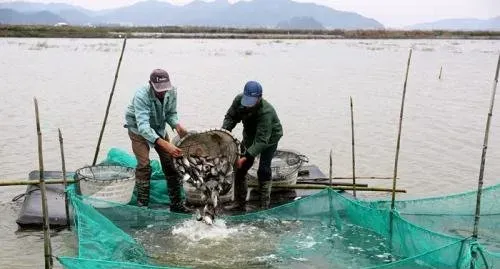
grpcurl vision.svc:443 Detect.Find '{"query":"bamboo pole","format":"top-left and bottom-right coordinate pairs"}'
top-left (92, 37), bottom-right (127, 165)
top-left (350, 96), bottom-right (357, 198)
top-left (58, 129), bottom-right (70, 229)
top-left (0, 179), bottom-right (77, 186)
top-left (300, 182), bottom-right (368, 187)
top-left (472, 53), bottom-right (500, 240)
top-left (391, 49), bottom-right (412, 210)
top-left (34, 98), bottom-right (53, 269)
top-left (314, 176), bottom-right (396, 180)
top-left (389, 49), bottom-right (412, 252)
top-left (329, 149), bottom-right (333, 186)
top-left (0, 177), bottom-right (394, 186)
top-left (248, 183), bottom-right (406, 193)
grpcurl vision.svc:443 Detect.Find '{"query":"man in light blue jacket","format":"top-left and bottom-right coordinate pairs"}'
top-left (124, 68), bottom-right (192, 213)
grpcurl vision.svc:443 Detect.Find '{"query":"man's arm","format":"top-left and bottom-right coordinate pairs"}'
top-left (133, 93), bottom-right (160, 144)
top-left (222, 96), bottom-right (241, 131)
top-left (245, 113), bottom-right (272, 157)
top-left (165, 89), bottom-right (180, 130)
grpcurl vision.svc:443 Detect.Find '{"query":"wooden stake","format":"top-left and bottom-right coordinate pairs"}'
top-left (92, 37), bottom-right (127, 165)
top-left (350, 96), bottom-right (357, 198)
top-left (329, 149), bottom-right (333, 186)
top-left (58, 129), bottom-right (70, 229)
top-left (391, 49), bottom-right (412, 210)
top-left (472, 53), bottom-right (500, 240)
top-left (34, 98), bottom-right (53, 269)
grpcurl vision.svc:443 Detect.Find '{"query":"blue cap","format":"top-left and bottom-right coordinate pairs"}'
top-left (241, 81), bottom-right (263, 107)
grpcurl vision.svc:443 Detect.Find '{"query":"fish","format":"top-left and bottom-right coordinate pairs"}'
top-left (210, 167), bottom-right (218, 177)
top-left (203, 164), bottom-right (211, 172)
top-left (192, 168), bottom-right (201, 178)
top-left (188, 156), bottom-right (197, 166)
top-left (182, 174), bottom-right (191, 182)
top-left (203, 215), bottom-right (213, 225)
top-left (178, 165), bottom-right (186, 174)
top-left (211, 190), bottom-right (219, 208)
top-left (182, 156), bottom-right (190, 168)
top-left (195, 164), bottom-right (203, 173)
top-left (195, 209), bottom-right (203, 221)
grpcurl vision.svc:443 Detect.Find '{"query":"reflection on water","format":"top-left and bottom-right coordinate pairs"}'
top-left (134, 217), bottom-right (398, 269)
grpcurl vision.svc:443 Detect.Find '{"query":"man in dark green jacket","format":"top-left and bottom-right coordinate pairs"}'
top-left (222, 81), bottom-right (283, 210)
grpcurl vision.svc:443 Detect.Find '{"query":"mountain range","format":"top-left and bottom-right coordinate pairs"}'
top-left (1, 1), bottom-right (499, 31)
top-left (0, 0), bottom-right (384, 29)
top-left (408, 17), bottom-right (500, 31)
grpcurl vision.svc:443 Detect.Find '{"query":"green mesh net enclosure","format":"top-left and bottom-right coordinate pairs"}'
top-left (56, 149), bottom-right (500, 269)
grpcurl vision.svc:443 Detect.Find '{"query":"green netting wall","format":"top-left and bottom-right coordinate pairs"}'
top-left (56, 148), bottom-right (498, 269)
top-left (362, 184), bottom-right (500, 261)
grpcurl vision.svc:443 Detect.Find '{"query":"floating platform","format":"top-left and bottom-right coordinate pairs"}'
top-left (15, 165), bottom-right (327, 229)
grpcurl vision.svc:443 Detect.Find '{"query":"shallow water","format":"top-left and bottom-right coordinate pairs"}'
top-left (0, 38), bottom-right (499, 268)
top-left (135, 218), bottom-right (398, 269)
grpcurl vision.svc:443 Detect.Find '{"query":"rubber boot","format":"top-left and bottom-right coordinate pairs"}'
top-left (167, 175), bottom-right (194, 214)
top-left (259, 180), bottom-right (272, 209)
top-left (224, 168), bottom-right (249, 212)
top-left (135, 165), bottom-right (151, 207)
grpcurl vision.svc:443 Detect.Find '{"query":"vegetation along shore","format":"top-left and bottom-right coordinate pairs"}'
top-left (1, 25), bottom-right (500, 39)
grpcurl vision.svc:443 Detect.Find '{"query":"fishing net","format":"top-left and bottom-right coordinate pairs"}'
top-left (56, 148), bottom-right (500, 269)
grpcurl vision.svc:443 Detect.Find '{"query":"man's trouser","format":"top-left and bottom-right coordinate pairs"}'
top-left (128, 130), bottom-right (183, 208)
top-left (234, 143), bottom-right (278, 209)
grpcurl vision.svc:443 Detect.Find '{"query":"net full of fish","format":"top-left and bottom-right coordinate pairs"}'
top-left (175, 154), bottom-right (233, 225)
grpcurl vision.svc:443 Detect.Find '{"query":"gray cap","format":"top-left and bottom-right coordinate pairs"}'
top-left (149, 69), bottom-right (172, 92)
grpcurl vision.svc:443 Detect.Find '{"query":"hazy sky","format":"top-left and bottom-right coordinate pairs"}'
top-left (2, 0), bottom-right (499, 28)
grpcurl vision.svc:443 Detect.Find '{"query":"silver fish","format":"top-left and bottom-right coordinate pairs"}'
top-left (203, 164), bottom-right (211, 172)
top-left (196, 164), bottom-right (203, 172)
top-left (182, 156), bottom-right (190, 168)
top-left (202, 183), bottom-right (209, 191)
top-left (182, 174), bottom-right (191, 182)
top-left (192, 168), bottom-right (200, 178)
top-left (203, 215), bottom-right (213, 225)
top-left (211, 190), bottom-right (219, 208)
top-left (195, 209), bottom-right (203, 221)
top-left (178, 165), bottom-right (186, 174)
top-left (210, 167), bottom-right (218, 177)
top-left (213, 157), bottom-right (220, 166)
top-left (188, 156), bottom-right (197, 166)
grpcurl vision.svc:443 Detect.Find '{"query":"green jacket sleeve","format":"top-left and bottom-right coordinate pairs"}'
top-left (245, 113), bottom-right (272, 157)
top-left (133, 92), bottom-right (160, 144)
top-left (165, 89), bottom-right (180, 129)
top-left (222, 96), bottom-right (241, 131)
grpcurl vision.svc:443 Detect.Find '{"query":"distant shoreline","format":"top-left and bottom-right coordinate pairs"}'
top-left (1, 25), bottom-right (500, 39)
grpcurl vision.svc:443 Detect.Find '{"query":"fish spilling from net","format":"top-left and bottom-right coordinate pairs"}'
top-left (175, 154), bottom-right (233, 225)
